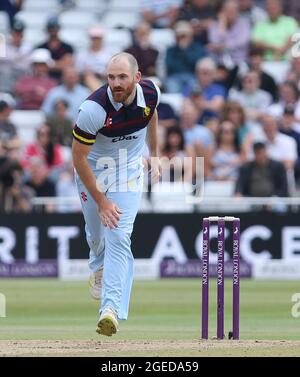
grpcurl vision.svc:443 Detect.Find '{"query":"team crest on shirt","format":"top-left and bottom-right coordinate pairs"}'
top-left (143, 106), bottom-right (151, 117)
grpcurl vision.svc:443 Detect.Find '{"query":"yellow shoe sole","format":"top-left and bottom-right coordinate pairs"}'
top-left (96, 317), bottom-right (117, 337)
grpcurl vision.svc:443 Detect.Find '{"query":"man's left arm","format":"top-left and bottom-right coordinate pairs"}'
top-left (147, 109), bottom-right (161, 181)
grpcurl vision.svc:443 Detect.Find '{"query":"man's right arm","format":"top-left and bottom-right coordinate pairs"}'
top-left (72, 138), bottom-right (121, 229)
top-left (72, 140), bottom-right (106, 205)
top-left (72, 101), bottom-right (121, 228)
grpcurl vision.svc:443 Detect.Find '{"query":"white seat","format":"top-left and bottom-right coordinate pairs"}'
top-left (109, 0), bottom-right (141, 11)
top-left (9, 110), bottom-right (46, 145)
top-left (24, 28), bottom-right (47, 46)
top-left (104, 29), bottom-right (132, 51)
top-left (204, 181), bottom-right (235, 197)
top-left (15, 11), bottom-right (51, 29)
top-left (60, 11), bottom-right (98, 29)
top-left (151, 182), bottom-right (194, 213)
top-left (60, 28), bottom-right (89, 51)
top-left (150, 29), bottom-right (175, 51)
top-left (198, 180), bottom-right (246, 212)
top-left (0, 34), bottom-right (6, 58)
top-left (160, 93), bottom-right (183, 115)
top-left (76, 0), bottom-right (106, 11)
top-left (101, 11), bottom-right (141, 29)
top-left (262, 61), bottom-right (291, 84)
top-left (0, 11), bottom-right (10, 34)
top-left (23, 0), bottom-right (58, 12)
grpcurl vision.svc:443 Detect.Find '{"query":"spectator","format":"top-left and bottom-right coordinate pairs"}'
top-left (22, 125), bottom-right (65, 179)
top-left (254, 114), bottom-right (297, 172)
top-left (14, 48), bottom-right (57, 110)
top-left (157, 101), bottom-right (178, 129)
top-left (46, 99), bottom-right (73, 147)
top-left (177, 0), bottom-right (215, 45)
top-left (222, 101), bottom-right (251, 145)
top-left (141, 0), bottom-right (182, 29)
top-left (235, 142), bottom-right (288, 197)
top-left (165, 21), bottom-right (206, 93)
top-left (42, 67), bottom-right (90, 122)
top-left (148, 76), bottom-right (179, 130)
top-left (0, 98), bottom-right (20, 158)
top-left (208, 0), bottom-right (251, 65)
top-left (268, 81), bottom-right (300, 121)
top-left (280, 104), bottom-right (300, 134)
top-left (76, 26), bottom-right (115, 90)
top-left (37, 16), bottom-right (74, 80)
top-left (214, 64), bottom-right (239, 95)
top-left (160, 125), bottom-right (194, 182)
top-left (0, 154), bottom-right (33, 213)
top-left (229, 70), bottom-right (272, 122)
top-left (279, 106), bottom-right (300, 179)
top-left (285, 57), bottom-right (300, 91)
top-left (236, 46), bottom-right (278, 101)
top-left (24, 157), bottom-right (56, 198)
top-left (0, 0), bottom-right (23, 27)
top-left (207, 120), bottom-right (241, 181)
top-left (179, 98), bottom-right (214, 179)
top-left (125, 22), bottom-right (159, 77)
top-left (252, 0), bottom-right (298, 61)
top-left (190, 57), bottom-right (226, 123)
top-left (283, 1), bottom-right (300, 22)
top-left (239, 0), bottom-right (268, 26)
top-left (0, 19), bottom-right (32, 93)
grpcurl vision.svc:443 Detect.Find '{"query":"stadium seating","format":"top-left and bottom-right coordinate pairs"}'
top-left (9, 110), bottom-right (46, 145)
top-left (23, 28), bottom-right (47, 46)
top-left (15, 11), bottom-right (52, 29)
top-left (60, 10), bottom-right (100, 29)
top-left (104, 29), bottom-right (132, 52)
top-left (150, 29), bottom-right (175, 52)
top-left (76, 0), bottom-right (107, 11)
top-left (59, 28), bottom-right (89, 52)
top-left (0, 11), bottom-right (10, 34)
top-left (109, 0), bottom-right (141, 11)
top-left (101, 11), bottom-right (141, 29)
top-left (23, 0), bottom-right (59, 12)
top-left (160, 93), bottom-right (184, 115)
top-left (151, 182), bottom-right (194, 212)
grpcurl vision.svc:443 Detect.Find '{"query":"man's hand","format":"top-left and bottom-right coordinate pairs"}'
top-left (98, 197), bottom-right (122, 229)
top-left (149, 157), bottom-right (161, 183)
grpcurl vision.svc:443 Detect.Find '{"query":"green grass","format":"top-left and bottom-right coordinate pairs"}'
top-left (0, 279), bottom-right (299, 356)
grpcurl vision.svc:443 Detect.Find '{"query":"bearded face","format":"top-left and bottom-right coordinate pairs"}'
top-left (107, 59), bottom-right (139, 104)
top-left (110, 76), bottom-right (136, 104)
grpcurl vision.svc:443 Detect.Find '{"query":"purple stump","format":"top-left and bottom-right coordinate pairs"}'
top-left (201, 218), bottom-right (210, 339)
top-left (217, 218), bottom-right (225, 340)
top-left (232, 218), bottom-right (240, 340)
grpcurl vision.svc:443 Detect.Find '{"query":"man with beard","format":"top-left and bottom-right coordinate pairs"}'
top-left (72, 52), bottom-right (161, 336)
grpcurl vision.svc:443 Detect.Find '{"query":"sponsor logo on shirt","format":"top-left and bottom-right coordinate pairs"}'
top-left (81, 192), bottom-right (88, 202)
top-left (112, 135), bottom-right (138, 142)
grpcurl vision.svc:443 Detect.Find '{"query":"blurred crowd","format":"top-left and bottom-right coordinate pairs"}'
top-left (1, 0), bottom-right (300, 212)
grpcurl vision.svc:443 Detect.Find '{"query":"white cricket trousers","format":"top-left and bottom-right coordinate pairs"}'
top-left (75, 164), bottom-right (143, 320)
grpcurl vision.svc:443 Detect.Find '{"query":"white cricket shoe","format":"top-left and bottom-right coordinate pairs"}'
top-left (89, 268), bottom-right (103, 300)
top-left (96, 307), bottom-right (119, 337)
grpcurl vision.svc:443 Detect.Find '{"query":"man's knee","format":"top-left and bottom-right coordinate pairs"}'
top-left (87, 235), bottom-right (105, 257)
